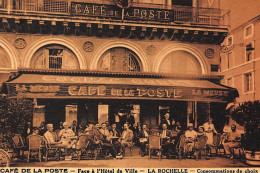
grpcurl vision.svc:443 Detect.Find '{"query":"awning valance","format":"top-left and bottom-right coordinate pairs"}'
top-left (6, 74), bottom-right (238, 102)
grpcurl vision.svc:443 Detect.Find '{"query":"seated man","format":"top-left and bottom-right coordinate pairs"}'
top-left (223, 124), bottom-right (241, 159)
top-left (89, 124), bottom-right (120, 159)
top-left (160, 123), bottom-right (173, 158)
top-left (109, 123), bottom-right (122, 155)
top-left (99, 123), bottom-right (111, 142)
top-left (44, 123), bottom-right (74, 160)
top-left (119, 123), bottom-right (134, 155)
top-left (32, 127), bottom-right (40, 135)
top-left (195, 126), bottom-right (209, 160)
top-left (184, 123), bottom-right (197, 154)
top-left (138, 124), bottom-right (149, 157)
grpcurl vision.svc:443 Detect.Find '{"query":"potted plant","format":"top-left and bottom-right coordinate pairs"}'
top-left (231, 100), bottom-right (260, 166)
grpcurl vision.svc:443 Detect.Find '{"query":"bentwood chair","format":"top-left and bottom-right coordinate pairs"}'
top-left (27, 135), bottom-right (43, 162)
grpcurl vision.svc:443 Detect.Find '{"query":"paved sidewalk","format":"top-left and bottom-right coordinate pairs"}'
top-left (13, 148), bottom-right (248, 168)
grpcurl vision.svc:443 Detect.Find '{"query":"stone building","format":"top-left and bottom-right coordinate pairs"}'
top-left (220, 0), bottom-right (260, 103)
top-left (0, 0), bottom-right (236, 130)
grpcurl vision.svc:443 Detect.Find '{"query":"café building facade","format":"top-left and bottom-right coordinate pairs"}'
top-left (0, 0), bottom-right (237, 130)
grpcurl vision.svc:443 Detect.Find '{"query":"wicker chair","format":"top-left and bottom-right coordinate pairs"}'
top-left (148, 135), bottom-right (162, 160)
top-left (27, 135), bottom-right (43, 162)
top-left (42, 137), bottom-right (60, 162)
top-left (12, 134), bottom-right (25, 158)
top-left (216, 133), bottom-right (228, 156)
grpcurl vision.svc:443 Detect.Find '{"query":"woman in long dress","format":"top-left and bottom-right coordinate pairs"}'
top-left (203, 117), bottom-right (217, 146)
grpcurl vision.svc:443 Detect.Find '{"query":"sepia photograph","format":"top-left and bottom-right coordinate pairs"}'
top-left (0, 0), bottom-right (259, 170)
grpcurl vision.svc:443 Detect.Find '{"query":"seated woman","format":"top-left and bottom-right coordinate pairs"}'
top-left (195, 126), bottom-right (209, 160)
top-left (58, 122), bottom-right (77, 160)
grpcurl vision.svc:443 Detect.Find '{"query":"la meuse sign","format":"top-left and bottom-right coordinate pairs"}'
top-left (71, 2), bottom-right (181, 22)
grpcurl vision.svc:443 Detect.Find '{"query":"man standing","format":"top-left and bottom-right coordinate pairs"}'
top-left (223, 124), bottom-right (241, 159)
top-left (139, 124), bottom-right (149, 157)
top-left (160, 124), bottom-right (172, 158)
top-left (120, 113), bottom-right (135, 131)
top-left (160, 112), bottom-right (174, 130)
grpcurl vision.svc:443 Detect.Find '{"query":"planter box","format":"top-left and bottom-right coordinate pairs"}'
top-left (245, 150), bottom-right (260, 166)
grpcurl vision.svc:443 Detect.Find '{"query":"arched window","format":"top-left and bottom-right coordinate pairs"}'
top-left (0, 46), bottom-right (11, 69)
top-left (98, 47), bottom-right (142, 72)
top-left (159, 50), bottom-right (202, 75)
top-left (31, 44), bottom-right (80, 70)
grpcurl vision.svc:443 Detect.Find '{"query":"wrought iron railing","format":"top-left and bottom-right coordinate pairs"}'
top-left (0, 0), bottom-right (229, 26)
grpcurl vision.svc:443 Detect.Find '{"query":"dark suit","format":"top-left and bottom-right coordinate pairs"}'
top-left (160, 118), bottom-right (173, 130)
top-left (138, 130), bottom-right (149, 155)
top-left (120, 114), bottom-right (135, 129)
top-left (159, 129), bottom-right (173, 157)
top-left (23, 125), bottom-right (33, 139)
top-left (89, 129), bottom-right (117, 157)
top-left (109, 128), bottom-right (122, 154)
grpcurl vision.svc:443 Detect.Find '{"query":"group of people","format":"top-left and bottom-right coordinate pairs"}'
top-left (22, 111), bottom-right (242, 161)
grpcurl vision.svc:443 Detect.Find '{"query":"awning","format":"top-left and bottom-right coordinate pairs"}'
top-left (6, 74), bottom-right (238, 102)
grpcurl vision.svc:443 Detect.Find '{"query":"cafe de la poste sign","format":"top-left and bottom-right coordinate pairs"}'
top-left (71, 0), bottom-right (175, 22)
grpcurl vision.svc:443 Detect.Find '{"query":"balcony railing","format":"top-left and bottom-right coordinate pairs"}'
top-left (0, 0), bottom-right (230, 26)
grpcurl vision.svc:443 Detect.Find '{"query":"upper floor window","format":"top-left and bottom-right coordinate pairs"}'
top-left (98, 48), bottom-right (142, 72)
top-left (227, 52), bottom-right (233, 69)
top-left (31, 45), bottom-right (79, 70)
top-left (244, 24), bottom-right (254, 39)
top-left (245, 43), bottom-right (254, 62)
top-left (244, 72), bottom-right (253, 92)
top-left (172, 0), bottom-right (192, 6)
top-left (49, 49), bottom-right (63, 69)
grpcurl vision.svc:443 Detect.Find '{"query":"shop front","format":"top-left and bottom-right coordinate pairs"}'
top-left (5, 70), bottom-right (238, 131)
